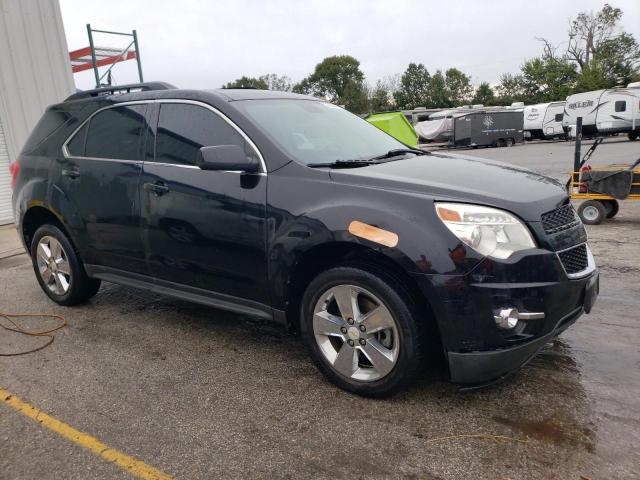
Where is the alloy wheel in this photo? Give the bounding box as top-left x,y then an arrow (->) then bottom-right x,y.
312,284 -> 399,382
36,236 -> 71,295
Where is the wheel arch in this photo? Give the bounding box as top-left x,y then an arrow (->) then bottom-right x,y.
21,206 -> 78,256
283,241 -> 441,345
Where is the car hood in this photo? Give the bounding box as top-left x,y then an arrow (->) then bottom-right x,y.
328,152 -> 568,222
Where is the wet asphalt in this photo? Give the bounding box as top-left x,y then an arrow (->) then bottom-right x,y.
1,137 -> 639,479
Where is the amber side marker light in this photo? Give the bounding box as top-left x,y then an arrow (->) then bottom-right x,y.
348,221 -> 398,248
436,206 -> 462,222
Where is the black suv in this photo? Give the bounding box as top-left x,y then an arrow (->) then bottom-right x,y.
11,83 -> 599,396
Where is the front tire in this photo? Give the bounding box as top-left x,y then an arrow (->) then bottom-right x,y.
300,266 -> 425,397
31,224 -> 101,306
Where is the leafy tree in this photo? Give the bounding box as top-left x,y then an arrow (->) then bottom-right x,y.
393,63 -> 431,109
445,68 -> 472,106
259,73 -> 293,92
223,76 -> 268,89
471,82 -> 496,105
367,76 -> 399,112
293,55 -> 365,102
427,70 -> 451,108
368,80 -> 392,112
341,81 -> 369,113
590,33 -> 640,87
495,73 -> 527,105
520,49 -> 577,103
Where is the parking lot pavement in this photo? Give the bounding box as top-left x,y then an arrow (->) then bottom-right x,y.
0,224 -> 25,269
435,135 -> 640,175
2,138 -> 640,479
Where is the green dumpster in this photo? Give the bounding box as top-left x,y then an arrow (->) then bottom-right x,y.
365,112 -> 419,148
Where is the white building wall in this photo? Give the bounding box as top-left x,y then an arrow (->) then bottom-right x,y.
0,0 -> 74,223
0,114 -> 10,222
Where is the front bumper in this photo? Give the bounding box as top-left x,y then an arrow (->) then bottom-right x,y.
448,305 -> 583,385
411,247 -> 599,386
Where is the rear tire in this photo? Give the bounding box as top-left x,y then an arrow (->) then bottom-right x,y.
505,137 -> 515,147
577,200 -> 606,225
30,224 -> 101,306
300,266 -> 426,397
602,199 -> 620,219
495,139 -> 505,148
629,131 -> 638,141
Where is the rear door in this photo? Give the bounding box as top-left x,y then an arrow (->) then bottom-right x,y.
61,102 -> 148,273
140,101 -> 268,304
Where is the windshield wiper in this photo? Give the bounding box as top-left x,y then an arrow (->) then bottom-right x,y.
369,148 -> 427,160
307,159 -> 383,169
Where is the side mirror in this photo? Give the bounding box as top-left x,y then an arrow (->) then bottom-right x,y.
196,145 -> 260,173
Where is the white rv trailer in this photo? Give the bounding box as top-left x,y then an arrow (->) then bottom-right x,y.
523,102 -> 566,139
562,84 -> 640,139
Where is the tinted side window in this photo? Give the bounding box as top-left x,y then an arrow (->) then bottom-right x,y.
615,100 -> 626,112
154,104 -> 247,166
67,122 -> 88,156
555,113 -> 563,122
85,105 -> 147,160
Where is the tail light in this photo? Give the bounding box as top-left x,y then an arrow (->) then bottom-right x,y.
9,161 -> 20,189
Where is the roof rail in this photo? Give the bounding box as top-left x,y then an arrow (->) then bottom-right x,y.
65,81 -> 176,101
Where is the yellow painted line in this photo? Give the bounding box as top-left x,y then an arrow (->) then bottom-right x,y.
1,387 -> 173,480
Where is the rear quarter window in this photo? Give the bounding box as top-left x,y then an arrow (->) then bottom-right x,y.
21,109 -> 73,155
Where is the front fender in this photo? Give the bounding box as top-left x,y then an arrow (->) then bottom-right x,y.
266,163 -> 485,310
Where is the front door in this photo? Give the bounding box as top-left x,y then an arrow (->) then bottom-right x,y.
140,102 -> 268,304
59,103 -> 148,274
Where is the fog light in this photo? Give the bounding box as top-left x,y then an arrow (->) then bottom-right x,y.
494,308 -> 519,329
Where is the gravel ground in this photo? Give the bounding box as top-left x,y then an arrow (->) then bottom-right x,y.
1,137 -> 639,479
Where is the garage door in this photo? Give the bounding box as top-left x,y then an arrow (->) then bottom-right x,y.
0,114 -> 13,224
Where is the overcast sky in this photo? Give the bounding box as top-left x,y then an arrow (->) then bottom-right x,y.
60,0 -> 640,91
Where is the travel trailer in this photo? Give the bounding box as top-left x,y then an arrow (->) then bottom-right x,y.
562,84 -> 640,139
523,102 -> 566,139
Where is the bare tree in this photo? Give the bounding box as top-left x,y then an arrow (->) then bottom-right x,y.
567,3 -> 622,71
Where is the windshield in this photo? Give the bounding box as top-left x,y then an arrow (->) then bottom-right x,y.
235,99 -> 407,165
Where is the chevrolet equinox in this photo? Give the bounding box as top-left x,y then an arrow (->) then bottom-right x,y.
11,82 -> 599,396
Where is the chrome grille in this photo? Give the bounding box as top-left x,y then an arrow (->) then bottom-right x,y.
541,204 -> 580,234
558,244 -> 588,275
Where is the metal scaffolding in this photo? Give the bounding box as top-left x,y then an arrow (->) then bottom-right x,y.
69,24 -> 143,88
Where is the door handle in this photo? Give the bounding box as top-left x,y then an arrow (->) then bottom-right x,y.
61,167 -> 80,179
144,181 -> 170,196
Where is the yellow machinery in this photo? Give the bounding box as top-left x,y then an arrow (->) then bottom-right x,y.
569,137 -> 640,224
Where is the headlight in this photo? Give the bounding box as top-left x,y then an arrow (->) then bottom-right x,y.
435,202 -> 536,259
